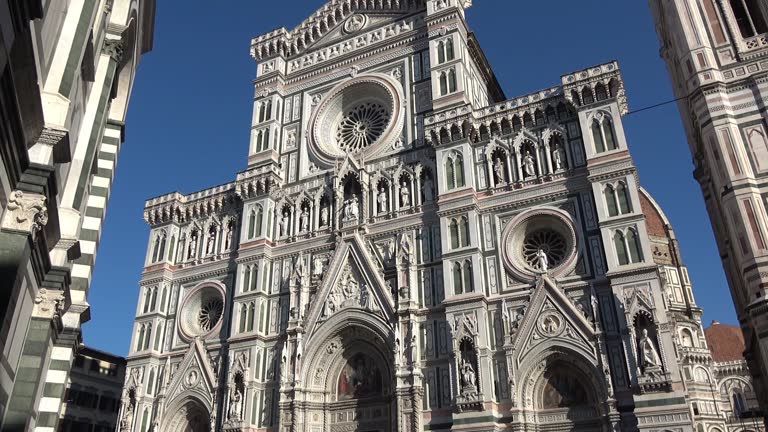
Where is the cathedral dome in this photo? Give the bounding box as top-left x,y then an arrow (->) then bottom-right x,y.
308,73 -> 405,165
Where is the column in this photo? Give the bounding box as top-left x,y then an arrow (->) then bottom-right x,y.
505,152 -> 514,183
415,174 -> 423,207
514,150 -> 523,181
544,143 -> 553,175
486,158 -> 494,188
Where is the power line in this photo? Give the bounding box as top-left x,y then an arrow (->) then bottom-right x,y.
625,95 -> 689,116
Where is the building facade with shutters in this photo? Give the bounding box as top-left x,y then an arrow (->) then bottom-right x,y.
648,0 -> 768,415
0,0 -> 155,431
121,1 -> 754,431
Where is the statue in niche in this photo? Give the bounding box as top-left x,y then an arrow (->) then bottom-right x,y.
312,255 -> 325,278
345,196 -> 359,221
280,212 -> 290,237
523,150 -> 536,178
638,329 -> 662,370
320,206 -> 329,227
537,249 -> 549,272
377,186 -> 388,213
120,403 -> 134,431
228,388 -> 243,421
207,227 -> 217,255
299,208 -> 309,233
493,157 -> 505,184
553,143 -> 566,171
400,181 -> 411,207
460,359 -> 477,392
188,231 -> 198,259
500,299 -> 511,334
423,177 -> 434,202
225,222 -> 234,250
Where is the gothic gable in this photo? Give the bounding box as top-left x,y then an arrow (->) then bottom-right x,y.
512,277 -> 597,365
304,234 -> 396,339
165,338 -> 218,406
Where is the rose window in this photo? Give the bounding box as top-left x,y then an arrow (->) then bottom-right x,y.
178,284 -> 225,340
198,298 -> 223,332
523,229 -> 568,270
335,103 -> 389,152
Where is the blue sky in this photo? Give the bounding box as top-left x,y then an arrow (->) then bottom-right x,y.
85,1 -> 730,356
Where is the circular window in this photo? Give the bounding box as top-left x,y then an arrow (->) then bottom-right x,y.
523,229 -> 568,271
336,102 -> 389,152
309,74 -> 405,165
178,283 -> 225,340
501,208 -> 579,280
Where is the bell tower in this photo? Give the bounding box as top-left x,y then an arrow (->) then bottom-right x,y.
649,0 -> 768,413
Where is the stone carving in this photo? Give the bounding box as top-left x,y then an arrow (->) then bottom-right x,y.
188,231 -> 198,258
343,196 -> 360,222
553,143 -> 566,171
460,360 -> 478,394
320,206 -> 329,227
228,388 -> 243,422
638,329 -> 662,370
377,187 -> 388,213
312,255 -> 325,278
206,226 -> 216,255
120,403 -> 134,431
2,191 -> 48,235
344,14 -> 367,33
280,212 -> 290,237
493,157 -> 505,185
400,182 -> 411,207
300,208 -> 309,233
537,249 -> 549,272
523,151 -> 536,178
34,288 -> 65,319
540,313 -> 562,336
325,266 -> 377,316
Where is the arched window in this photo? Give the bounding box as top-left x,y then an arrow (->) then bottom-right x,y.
604,118 -> 617,150
239,303 -> 248,333
463,261 -> 473,293
582,87 -> 594,104
150,287 -> 158,311
512,116 -> 522,132
147,369 -> 156,395
256,207 -> 264,237
627,228 -> 643,263
445,153 -> 465,190
265,100 -> 273,121
438,41 -> 446,64
733,391 -> 747,416
617,182 -> 632,214
144,325 -> 152,351
730,0 -> 768,37
259,302 -> 267,333
243,266 -> 252,292
454,155 -> 465,187
440,72 -> 448,96
142,288 -> 152,313
154,325 -> 163,351
681,328 -> 694,347
446,156 -> 455,189
160,286 -> 167,312
259,103 -> 266,123
460,216 -> 470,247
158,235 -> 166,262
453,262 -> 463,295
248,210 -> 256,239
446,38 -> 455,61
248,303 -> 256,332
151,236 -> 161,263
251,265 -> 259,292
592,120 -> 605,153
450,219 -> 459,249
614,231 -> 629,265
263,127 -> 271,150
605,185 -> 618,217
448,69 -> 457,93
141,408 -> 149,432
136,325 -> 145,352
523,112 -> 533,129
595,83 -> 608,101
168,236 -> 176,262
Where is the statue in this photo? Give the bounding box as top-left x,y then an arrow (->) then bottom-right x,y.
207,229 -> 216,255
299,209 -> 309,233
228,388 -> 243,421
638,329 -> 662,370
536,248 -> 549,272
460,359 -> 477,390
320,206 -> 329,227
188,232 -> 198,258
120,403 -> 134,431
312,255 -> 324,278
553,144 -> 566,171
400,182 -> 411,207
523,151 -> 536,178
423,177 -> 434,202
493,157 -> 505,184
345,196 -> 360,221
225,223 -> 234,249
280,212 -> 290,237
500,299 -> 511,334
377,187 -> 388,213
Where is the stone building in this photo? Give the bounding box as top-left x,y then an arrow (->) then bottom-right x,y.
0,0 -> 155,430
58,346 -> 126,432
648,0 -> 768,413
121,1 -> 745,431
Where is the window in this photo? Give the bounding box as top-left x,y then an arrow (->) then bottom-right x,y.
445,152 -> 465,190
150,287 -> 158,312
449,217 -> 470,249
730,0 -> 768,38
154,325 -> 163,351
452,260 -> 474,295
450,220 -> 459,249
614,231 -> 629,266
446,38 -> 455,61
681,329 -> 694,347
627,228 -> 643,263
702,0 -> 728,44
439,72 -> 448,96
460,217 -> 470,247
614,228 -> 644,266
605,185 -> 618,217
248,209 -> 257,239
733,391 -> 747,416
243,266 -> 252,293
592,114 -> 618,154
438,41 -> 446,64
160,287 -> 167,313
147,369 -> 156,395
452,262 -> 463,295
743,199 -> 766,250
617,183 -> 632,214
151,232 -> 166,263
448,69 -> 457,93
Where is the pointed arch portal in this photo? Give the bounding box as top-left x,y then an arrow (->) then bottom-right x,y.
163,398 -> 210,432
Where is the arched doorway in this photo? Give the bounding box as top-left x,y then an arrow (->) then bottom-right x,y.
296,312 -> 396,432
163,398 -> 210,432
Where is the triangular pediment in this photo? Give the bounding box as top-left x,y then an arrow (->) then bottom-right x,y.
512,277 -> 597,365
304,234 -> 396,339
165,338 -> 218,405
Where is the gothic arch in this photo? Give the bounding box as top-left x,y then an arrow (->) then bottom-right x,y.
161,396 -> 211,432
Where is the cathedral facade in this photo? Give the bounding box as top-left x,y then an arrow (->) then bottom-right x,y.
121,1 -> 756,431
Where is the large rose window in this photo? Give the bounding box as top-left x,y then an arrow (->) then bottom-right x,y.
336,102 -> 390,152
308,73 -> 405,165
501,208 -> 579,280
179,284 -> 225,340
